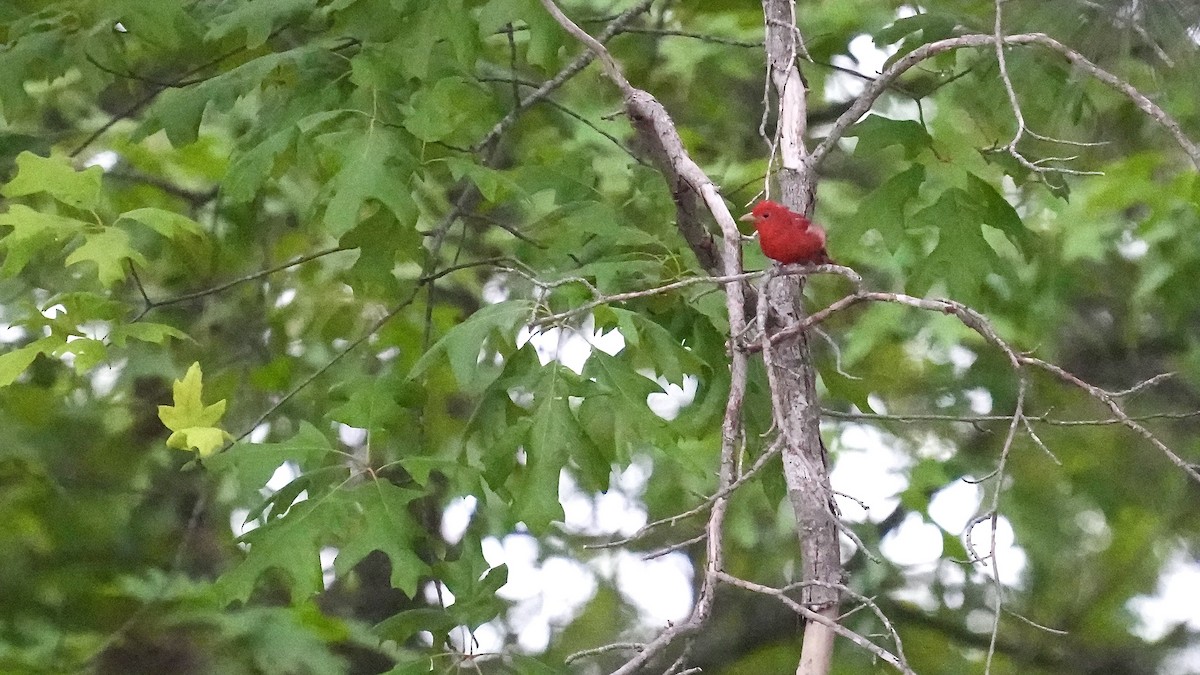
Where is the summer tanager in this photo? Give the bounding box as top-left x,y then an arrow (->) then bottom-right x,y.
740,200 -> 834,265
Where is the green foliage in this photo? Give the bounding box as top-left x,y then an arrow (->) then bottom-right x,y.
1,0 -> 1199,673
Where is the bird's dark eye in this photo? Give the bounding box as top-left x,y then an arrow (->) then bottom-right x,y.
762,212 -> 770,218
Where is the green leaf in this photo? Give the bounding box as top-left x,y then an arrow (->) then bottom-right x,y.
323,130 -> 416,237
846,164 -> 925,249
64,226 -> 148,287
205,0 -> 317,48
206,422 -> 332,493
215,498 -> 353,605
340,213 -> 420,295
53,338 -> 107,372
875,13 -> 959,68
908,189 -> 1001,299
965,173 -> 1032,259
329,373 -> 406,430
874,13 -> 958,46
391,0 -> 477,80
117,207 -> 205,240
375,608 -> 459,645
109,322 -> 190,347
580,350 -> 668,462
0,343 -> 45,388
409,300 -> 532,394
223,127 -> 296,203
0,32 -> 60,119
157,361 -> 231,457
333,483 -> 429,596
445,157 -> 517,203
818,360 -> 875,414
403,78 -> 487,143
1,152 -> 103,210
135,49 -> 308,146
109,0 -> 196,51
0,205 -> 86,276
847,116 -> 933,159
615,310 -> 698,386
519,369 -> 601,529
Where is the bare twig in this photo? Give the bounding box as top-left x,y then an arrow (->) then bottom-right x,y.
717,573 -> 915,674
131,246 -> 354,321
990,0 -> 1104,177
822,407 -> 1200,427
810,33 -> 1200,171
475,0 -> 656,153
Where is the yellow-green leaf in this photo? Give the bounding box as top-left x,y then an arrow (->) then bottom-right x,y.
117,207 -> 205,240
158,362 -> 230,457
1,151 -> 103,210
64,227 -> 148,287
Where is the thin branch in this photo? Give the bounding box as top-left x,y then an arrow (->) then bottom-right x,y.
1021,357 -> 1200,484
810,33 -> 1200,171
474,0 -> 655,153
131,246 -> 354,321
587,439 -> 785,551
104,170 -> 220,206
527,263 -> 856,330
716,573 -> 914,674
822,408 -> 1200,426
71,26 -> 301,157
476,76 -> 644,162
621,27 -> 761,47
565,643 -> 646,665
220,257 -> 506,450
990,0 -> 1103,178
760,288 -> 1200,486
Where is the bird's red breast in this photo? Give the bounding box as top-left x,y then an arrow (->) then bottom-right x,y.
739,200 -> 834,265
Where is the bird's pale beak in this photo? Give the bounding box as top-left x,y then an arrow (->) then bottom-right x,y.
738,212 -> 755,223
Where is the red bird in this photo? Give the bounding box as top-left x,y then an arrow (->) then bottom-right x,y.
739,200 -> 834,265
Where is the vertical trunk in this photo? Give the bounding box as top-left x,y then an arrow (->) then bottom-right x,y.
761,1 -> 843,672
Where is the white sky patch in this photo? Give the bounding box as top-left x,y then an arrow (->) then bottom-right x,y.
932,484 -> 1032,587
1129,551 -> 1200,640
274,287 -> 297,308
830,424 -> 910,523
227,461 -> 308,541
286,339 -> 304,357
337,424 -> 367,447
229,508 -> 254,542
423,580 -> 454,607
647,374 -> 697,421
615,550 -> 694,627
826,33 -> 895,102
928,481 -> 982,533
441,496 -> 477,545
964,515 -> 1026,587
481,534 -> 599,653
451,623 -> 504,659
0,323 -> 26,343
482,274 -> 511,304
561,467 -> 649,538
266,461 -> 301,492
320,547 -> 338,589
90,360 -> 123,396
1117,230 -> 1149,260
948,345 -> 977,374
518,315 -> 627,375
964,387 -> 993,414
83,150 -> 119,170
248,423 -> 270,443
881,512 -> 943,566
